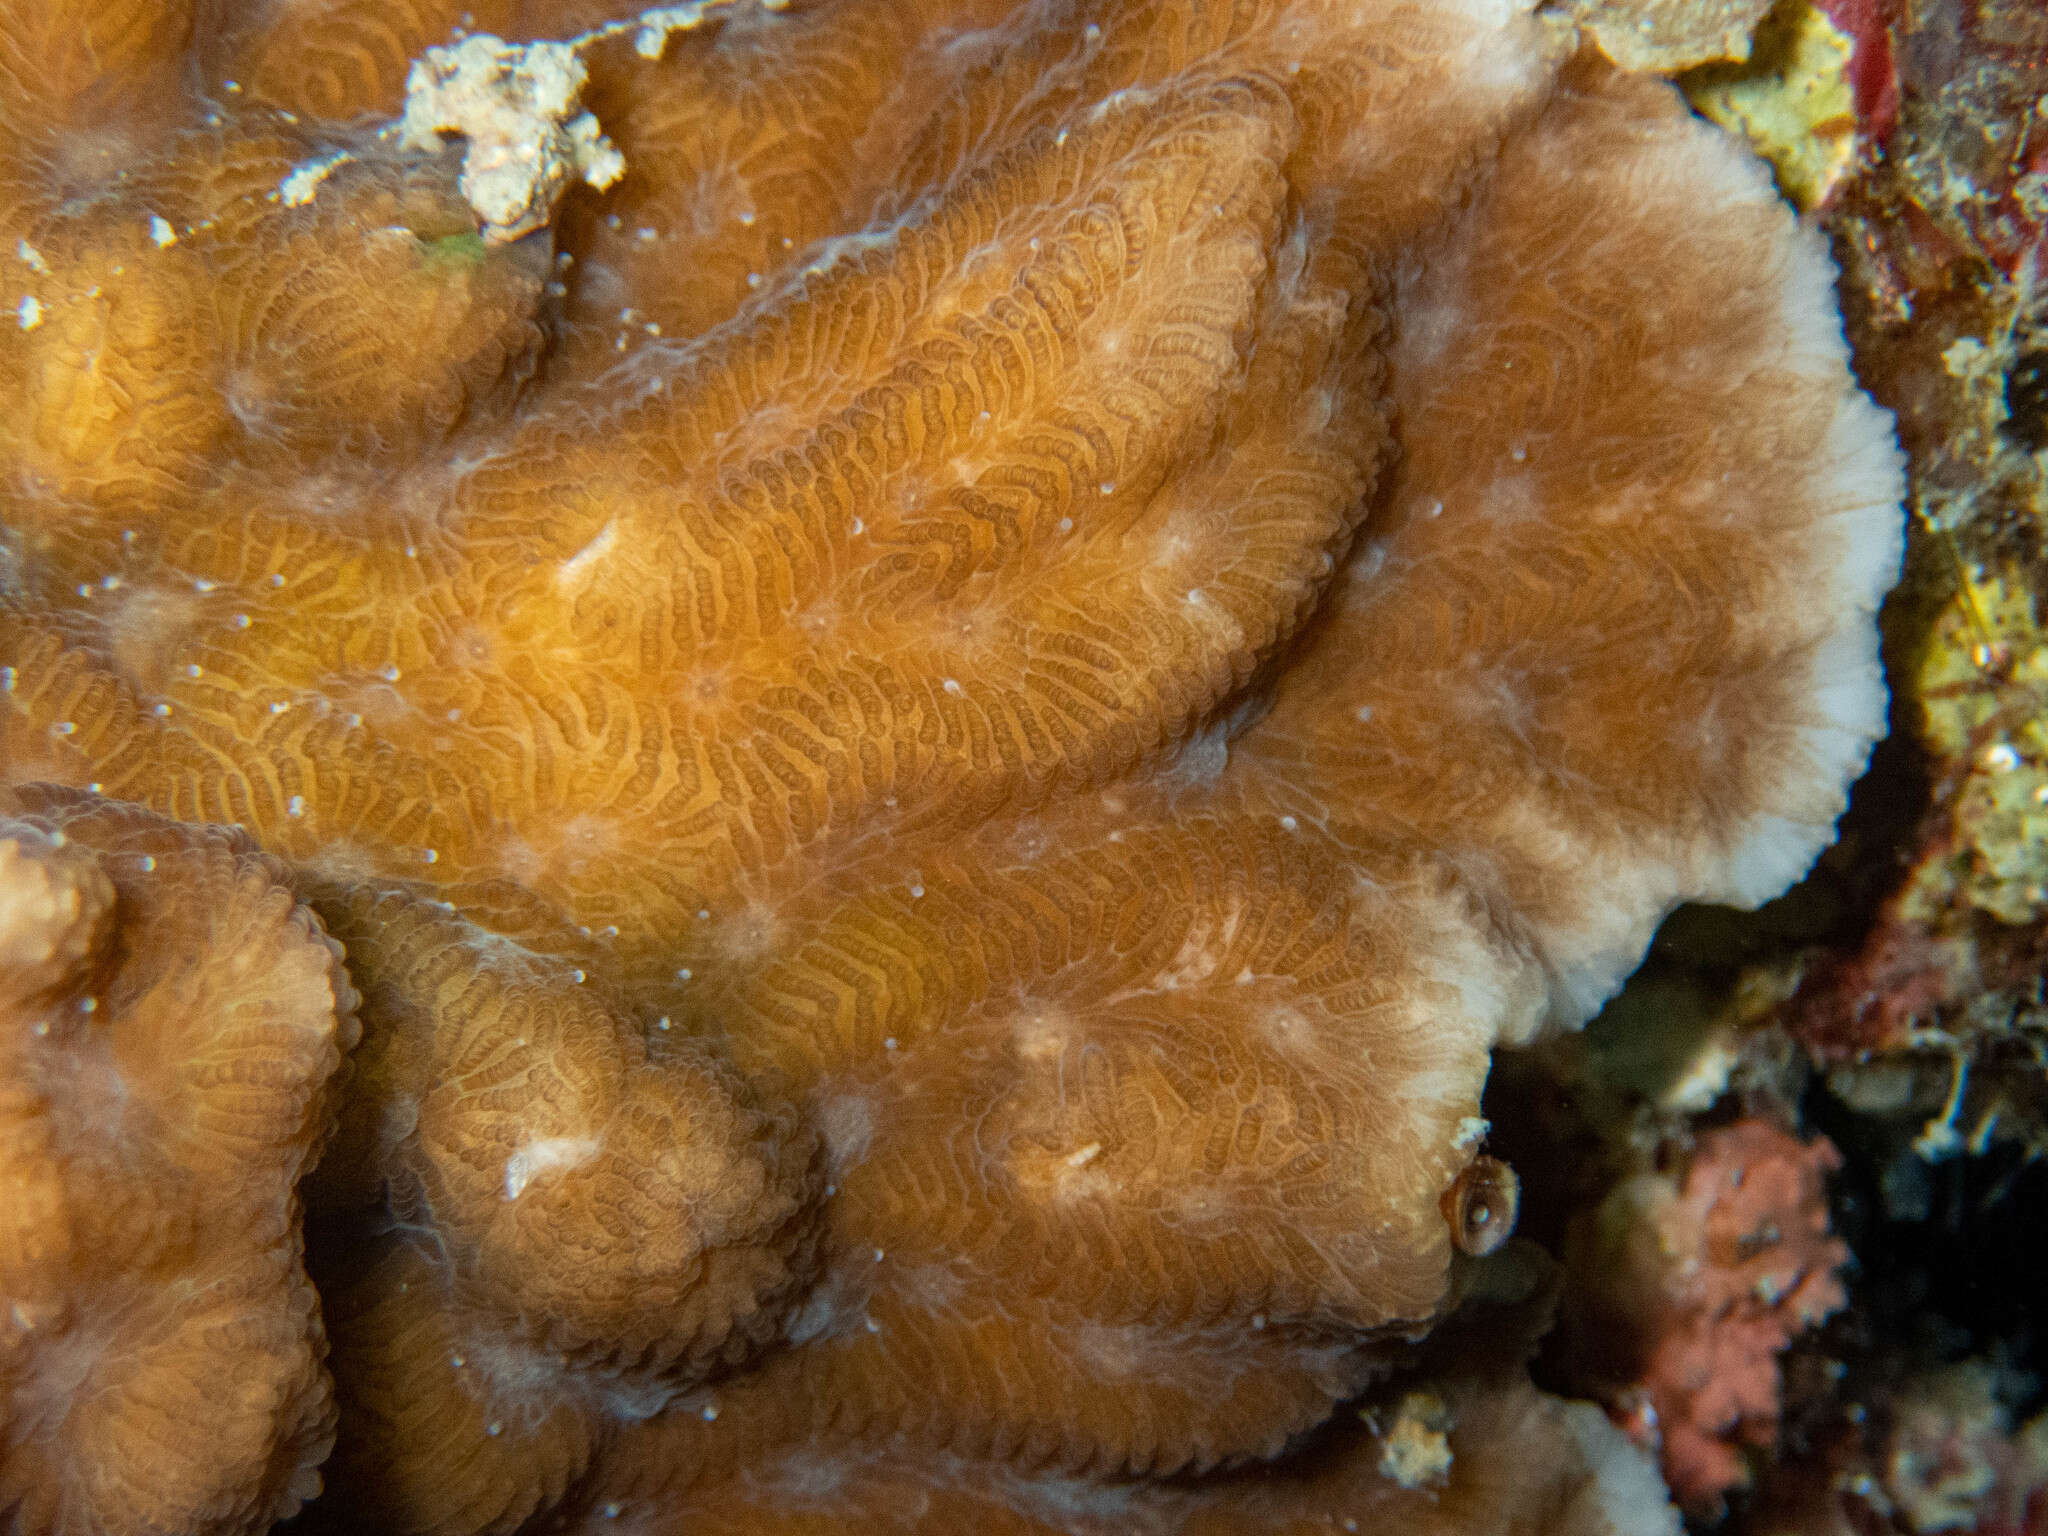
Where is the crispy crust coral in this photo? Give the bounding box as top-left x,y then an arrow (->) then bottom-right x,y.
0,785 -> 353,1533
0,0 -> 1901,1527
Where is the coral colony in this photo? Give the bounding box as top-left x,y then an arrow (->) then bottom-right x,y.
0,0 -> 1903,1531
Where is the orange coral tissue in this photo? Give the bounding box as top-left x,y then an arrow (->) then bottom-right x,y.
0,0 -> 1901,1529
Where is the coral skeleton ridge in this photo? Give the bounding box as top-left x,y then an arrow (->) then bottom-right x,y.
0,0 -> 1901,1530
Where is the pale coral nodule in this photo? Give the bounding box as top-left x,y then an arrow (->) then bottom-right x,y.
0,0 -> 1899,1529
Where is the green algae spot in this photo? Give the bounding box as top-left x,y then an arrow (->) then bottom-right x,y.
423,230 -> 488,268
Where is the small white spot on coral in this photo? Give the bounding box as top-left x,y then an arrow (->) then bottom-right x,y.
503,1135 -> 602,1199
148,216 -> 177,248
16,239 -> 46,273
556,520 -> 617,588
16,295 -> 44,330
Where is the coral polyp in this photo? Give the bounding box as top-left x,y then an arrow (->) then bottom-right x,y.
0,0 -> 1900,1530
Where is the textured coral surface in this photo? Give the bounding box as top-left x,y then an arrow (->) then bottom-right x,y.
0,787 -> 353,1533
0,0 -> 1903,1529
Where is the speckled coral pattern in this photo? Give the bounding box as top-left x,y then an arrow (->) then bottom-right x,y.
0,0 -> 1898,1530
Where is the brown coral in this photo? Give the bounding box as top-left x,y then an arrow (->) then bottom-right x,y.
0,786 -> 353,1532
578,1366 -> 1683,1535
0,0 -> 1901,1527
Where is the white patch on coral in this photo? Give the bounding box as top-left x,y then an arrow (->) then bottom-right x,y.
555,520 -> 617,589
503,1135 -> 601,1199
814,1092 -> 875,1172
632,0 -> 787,58
278,151 -> 355,207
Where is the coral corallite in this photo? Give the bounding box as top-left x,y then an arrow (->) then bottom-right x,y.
0,0 -> 1901,1530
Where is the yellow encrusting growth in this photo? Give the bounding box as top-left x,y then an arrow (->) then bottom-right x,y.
1680,0 -> 1859,209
